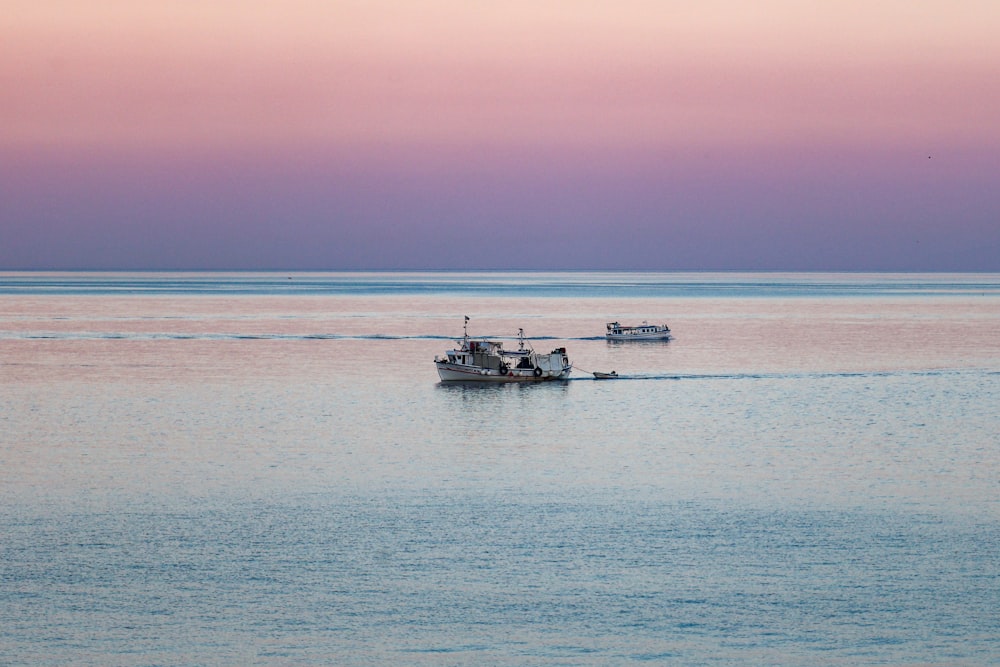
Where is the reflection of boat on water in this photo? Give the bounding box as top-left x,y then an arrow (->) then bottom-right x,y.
435,317 -> 572,383
606,320 -> 672,341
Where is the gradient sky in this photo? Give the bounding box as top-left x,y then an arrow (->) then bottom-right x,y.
2,0 -> 999,270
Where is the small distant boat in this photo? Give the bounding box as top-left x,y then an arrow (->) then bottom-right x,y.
592,371 -> 618,380
606,321 -> 672,341
435,317 -> 572,382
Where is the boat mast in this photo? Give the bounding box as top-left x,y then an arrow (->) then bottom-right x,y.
518,327 -> 525,351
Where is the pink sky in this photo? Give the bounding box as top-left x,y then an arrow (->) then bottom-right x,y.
2,1 -> 999,269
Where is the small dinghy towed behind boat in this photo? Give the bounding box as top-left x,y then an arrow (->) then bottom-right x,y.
592,371 -> 618,380
606,320 -> 672,341
435,317 -> 572,383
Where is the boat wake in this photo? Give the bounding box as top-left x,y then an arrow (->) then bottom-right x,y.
3,331 -> 616,342
3,329 -> 636,343
1,332 -> 460,341
570,368 -> 999,381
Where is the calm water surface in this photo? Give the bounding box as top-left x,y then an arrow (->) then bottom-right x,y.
1,272 -> 998,665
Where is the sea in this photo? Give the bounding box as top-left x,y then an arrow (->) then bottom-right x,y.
1,271 -> 998,666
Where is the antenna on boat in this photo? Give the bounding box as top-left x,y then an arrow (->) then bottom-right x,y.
518,327 -> 525,351
463,316 -> 470,344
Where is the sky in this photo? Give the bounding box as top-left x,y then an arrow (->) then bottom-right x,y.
2,0 -> 999,271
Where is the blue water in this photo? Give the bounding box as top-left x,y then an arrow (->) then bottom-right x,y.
2,270 -> 999,297
1,272 -> 998,665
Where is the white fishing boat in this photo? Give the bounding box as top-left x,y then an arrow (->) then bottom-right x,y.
605,320 -> 672,341
435,317 -> 572,382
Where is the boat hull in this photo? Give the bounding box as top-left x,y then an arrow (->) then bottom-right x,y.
436,362 -> 571,383
606,332 -> 672,341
